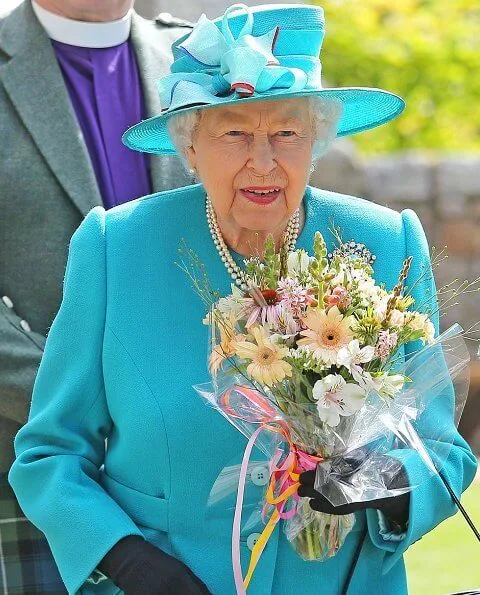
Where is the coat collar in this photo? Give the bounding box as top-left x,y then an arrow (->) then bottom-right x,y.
0,1 -> 101,216
129,13 -> 179,192
30,1 -> 133,48
0,3 -> 177,215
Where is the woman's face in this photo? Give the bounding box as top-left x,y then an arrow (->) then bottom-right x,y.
185,98 -> 314,236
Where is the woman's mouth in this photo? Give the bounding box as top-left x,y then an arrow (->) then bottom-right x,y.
240,187 -> 282,205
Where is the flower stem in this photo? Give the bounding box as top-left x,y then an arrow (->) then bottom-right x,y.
305,523 -> 316,560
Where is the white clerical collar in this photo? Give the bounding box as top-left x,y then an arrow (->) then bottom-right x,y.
31,1 -> 132,48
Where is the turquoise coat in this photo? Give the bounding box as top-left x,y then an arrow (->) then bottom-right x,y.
9,185 -> 477,595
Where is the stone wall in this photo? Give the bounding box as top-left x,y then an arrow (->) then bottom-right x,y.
311,142 -> 480,452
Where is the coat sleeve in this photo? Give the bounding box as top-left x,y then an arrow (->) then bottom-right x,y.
8,207 -> 144,595
0,296 -> 45,425
366,208 -> 478,572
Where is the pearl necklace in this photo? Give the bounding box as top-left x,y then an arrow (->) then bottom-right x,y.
206,195 -> 300,291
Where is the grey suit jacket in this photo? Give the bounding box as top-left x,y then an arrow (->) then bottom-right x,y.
0,1 -> 192,472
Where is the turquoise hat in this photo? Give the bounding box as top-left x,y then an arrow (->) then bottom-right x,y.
123,3 -> 405,155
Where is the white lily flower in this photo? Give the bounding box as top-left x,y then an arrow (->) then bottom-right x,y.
360,371 -> 385,392
337,339 -> 375,384
312,374 -> 366,427
378,374 -> 405,398
287,249 -> 311,275
362,372 -> 404,398
337,339 -> 375,370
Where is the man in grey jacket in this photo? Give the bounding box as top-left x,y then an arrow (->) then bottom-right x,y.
0,0 -> 192,591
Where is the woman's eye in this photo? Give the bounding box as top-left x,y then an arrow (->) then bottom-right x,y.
226,131 -> 245,137
276,130 -> 296,137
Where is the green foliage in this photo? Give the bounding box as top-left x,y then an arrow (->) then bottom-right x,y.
316,0 -> 480,153
309,232 -> 328,306
313,232 -> 328,269
263,234 -> 281,288
351,310 -> 382,344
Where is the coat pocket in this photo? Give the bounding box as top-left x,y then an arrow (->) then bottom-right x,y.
98,471 -> 172,553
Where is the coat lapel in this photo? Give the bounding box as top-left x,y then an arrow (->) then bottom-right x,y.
130,14 -> 192,191
0,2 -> 101,216
130,13 -> 170,121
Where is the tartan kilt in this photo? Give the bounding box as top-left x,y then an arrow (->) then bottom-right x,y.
0,473 -> 67,595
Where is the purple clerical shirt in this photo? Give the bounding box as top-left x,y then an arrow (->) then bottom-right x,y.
52,39 -> 152,209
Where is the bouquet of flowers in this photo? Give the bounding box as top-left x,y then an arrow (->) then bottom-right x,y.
180,230 -> 475,592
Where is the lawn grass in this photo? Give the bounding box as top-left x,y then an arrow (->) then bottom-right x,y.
405,480 -> 480,594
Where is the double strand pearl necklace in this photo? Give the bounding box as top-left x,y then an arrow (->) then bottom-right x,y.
206,195 -> 300,291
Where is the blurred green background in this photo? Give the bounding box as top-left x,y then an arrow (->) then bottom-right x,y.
315,0 -> 480,154
405,481 -> 480,593
316,7 -> 480,593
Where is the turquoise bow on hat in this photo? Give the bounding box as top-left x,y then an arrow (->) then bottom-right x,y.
158,4 -> 308,111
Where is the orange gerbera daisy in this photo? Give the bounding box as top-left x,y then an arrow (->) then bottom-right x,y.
209,313 -> 244,374
297,306 -> 355,365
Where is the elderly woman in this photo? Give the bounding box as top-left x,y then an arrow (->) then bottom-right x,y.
9,4 -> 476,595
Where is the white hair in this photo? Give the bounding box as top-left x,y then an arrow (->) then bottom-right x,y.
309,96 -> 343,160
167,96 -> 342,171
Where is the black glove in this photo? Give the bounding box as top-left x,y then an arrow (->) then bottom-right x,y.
298,449 -> 410,528
98,535 -> 211,595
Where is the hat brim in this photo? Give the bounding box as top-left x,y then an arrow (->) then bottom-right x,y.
122,87 -> 405,155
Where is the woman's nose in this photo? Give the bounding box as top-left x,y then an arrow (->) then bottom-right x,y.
246,135 -> 277,175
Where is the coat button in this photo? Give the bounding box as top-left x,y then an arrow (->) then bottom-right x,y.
250,465 -> 269,486
247,533 -> 262,551
20,319 -> 31,332
2,295 -> 13,308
